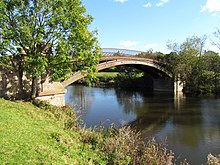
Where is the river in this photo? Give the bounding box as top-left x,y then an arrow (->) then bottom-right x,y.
65,84 -> 220,164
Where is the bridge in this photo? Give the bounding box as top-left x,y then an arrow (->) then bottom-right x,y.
101,48 -> 143,56
0,48 -> 183,106
36,48 -> 183,106
61,51 -> 168,87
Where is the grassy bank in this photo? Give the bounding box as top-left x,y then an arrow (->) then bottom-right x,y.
0,98 -> 219,164
95,72 -> 118,78
0,99 -> 105,164
92,72 -> 118,87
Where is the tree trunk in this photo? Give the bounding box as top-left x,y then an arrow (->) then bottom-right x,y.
17,54 -> 25,99
11,54 -> 26,99
30,76 -> 38,100
17,69 -> 25,98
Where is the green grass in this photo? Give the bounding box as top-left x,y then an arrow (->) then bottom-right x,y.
95,72 -> 118,78
0,98 -> 106,164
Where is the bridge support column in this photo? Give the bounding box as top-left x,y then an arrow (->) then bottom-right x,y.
36,93 -> 66,106
174,80 -> 183,95
36,78 -> 66,106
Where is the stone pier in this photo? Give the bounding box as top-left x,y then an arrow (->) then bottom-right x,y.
36,79 -> 66,106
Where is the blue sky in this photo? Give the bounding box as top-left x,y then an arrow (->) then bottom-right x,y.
82,0 -> 220,53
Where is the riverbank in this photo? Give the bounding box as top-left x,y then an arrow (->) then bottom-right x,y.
0,98 -> 219,164
83,72 -> 152,91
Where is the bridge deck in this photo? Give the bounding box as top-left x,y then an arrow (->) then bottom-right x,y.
100,56 -> 159,63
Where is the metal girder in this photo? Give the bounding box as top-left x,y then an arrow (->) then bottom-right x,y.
101,48 -> 143,56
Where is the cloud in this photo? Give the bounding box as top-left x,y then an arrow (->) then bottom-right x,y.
115,0 -> 128,3
156,0 -> 169,7
144,0 -> 169,8
144,43 -> 158,50
201,0 -> 220,15
143,2 -> 152,8
120,40 -> 137,47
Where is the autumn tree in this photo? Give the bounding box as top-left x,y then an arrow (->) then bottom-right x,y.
0,0 -> 101,99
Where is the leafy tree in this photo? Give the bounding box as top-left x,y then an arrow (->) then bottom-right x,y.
167,35 -> 220,96
199,51 -> 220,95
166,36 -> 207,95
136,51 -> 165,61
0,0 -> 101,99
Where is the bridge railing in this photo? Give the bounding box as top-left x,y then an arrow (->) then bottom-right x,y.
101,48 -> 165,61
101,48 -> 143,56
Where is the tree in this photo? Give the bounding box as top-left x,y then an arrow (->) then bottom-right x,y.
166,36 -> 207,94
167,35 -> 220,96
212,28 -> 220,50
0,0 -> 101,99
199,51 -> 220,95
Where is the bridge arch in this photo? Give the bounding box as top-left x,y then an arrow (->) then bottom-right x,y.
36,48 -> 182,106
61,56 -> 170,87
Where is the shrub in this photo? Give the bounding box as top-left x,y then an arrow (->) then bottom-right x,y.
207,154 -> 220,165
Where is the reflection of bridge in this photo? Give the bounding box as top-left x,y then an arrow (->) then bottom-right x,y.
37,48 -> 183,106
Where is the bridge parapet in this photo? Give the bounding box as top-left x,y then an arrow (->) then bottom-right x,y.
101,48 -> 143,56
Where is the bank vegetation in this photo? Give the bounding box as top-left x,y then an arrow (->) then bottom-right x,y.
0,98 -> 219,164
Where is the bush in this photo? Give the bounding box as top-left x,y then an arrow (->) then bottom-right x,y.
79,124 -> 179,165
207,154 -> 220,165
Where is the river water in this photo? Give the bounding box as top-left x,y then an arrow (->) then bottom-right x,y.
65,84 -> 220,164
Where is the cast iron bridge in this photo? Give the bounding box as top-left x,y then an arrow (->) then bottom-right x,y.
37,48 -> 180,106
61,48 -> 168,87
101,48 -> 143,56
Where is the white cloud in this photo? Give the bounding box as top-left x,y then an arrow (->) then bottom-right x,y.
144,0 -> 169,8
144,43 -> 158,50
120,40 -> 137,47
143,2 -> 152,8
201,0 -> 220,15
115,0 -> 128,3
156,0 -> 169,7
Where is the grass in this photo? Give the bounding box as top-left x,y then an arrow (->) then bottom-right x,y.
95,72 -> 118,78
0,98 -> 218,164
0,98 -> 105,164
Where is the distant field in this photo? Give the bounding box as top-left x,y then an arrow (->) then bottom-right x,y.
95,72 -> 118,78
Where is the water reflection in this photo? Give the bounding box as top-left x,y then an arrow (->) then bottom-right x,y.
65,85 -> 94,115
65,85 -> 220,164
115,89 -> 144,114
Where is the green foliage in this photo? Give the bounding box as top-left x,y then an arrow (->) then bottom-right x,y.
96,72 -> 117,84
115,66 -> 144,88
116,66 -> 144,80
0,0 -> 101,98
136,51 -> 165,61
166,36 -> 220,96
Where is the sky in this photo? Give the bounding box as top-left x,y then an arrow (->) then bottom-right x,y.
82,0 -> 220,53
